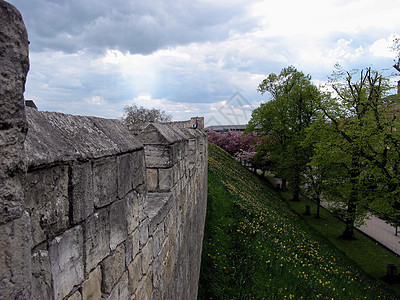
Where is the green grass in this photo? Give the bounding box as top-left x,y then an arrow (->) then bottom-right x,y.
198,143 -> 399,299
286,196 -> 400,294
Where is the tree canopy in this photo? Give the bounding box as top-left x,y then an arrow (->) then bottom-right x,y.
247,66 -> 323,201
246,64 -> 400,238
122,104 -> 172,126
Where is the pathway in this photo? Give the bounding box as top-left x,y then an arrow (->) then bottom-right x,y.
358,213 -> 400,256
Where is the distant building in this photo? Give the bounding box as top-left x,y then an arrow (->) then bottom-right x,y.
205,124 -> 247,133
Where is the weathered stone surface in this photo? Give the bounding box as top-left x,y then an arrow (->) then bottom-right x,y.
131,150 -> 146,188
32,248 -> 52,299
117,153 -> 133,199
84,208 -> 110,273
93,157 -> 117,208
49,226 -> 84,300
106,271 -> 130,300
128,253 -> 142,295
25,165 -> 69,246
152,224 -> 165,258
0,3 -> 31,297
129,229 -> 140,262
146,168 -> 158,191
71,162 -> 94,224
126,192 -> 139,234
139,218 -> 149,250
82,266 -> 101,300
0,212 -> 32,299
136,274 -> 153,300
146,193 -> 173,235
0,0 -> 29,221
138,123 -> 187,145
110,199 -> 128,250
101,243 -> 125,294
68,290 -> 82,300
24,108 -> 142,168
143,145 -> 172,168
158,167 -> 174,191
141,238 -> 153,275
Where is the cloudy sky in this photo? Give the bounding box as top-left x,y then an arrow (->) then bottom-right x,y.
8,0 -> 400,126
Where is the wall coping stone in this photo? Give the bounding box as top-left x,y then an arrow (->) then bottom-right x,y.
138,123 -> 187,145
25,107 -> 143,168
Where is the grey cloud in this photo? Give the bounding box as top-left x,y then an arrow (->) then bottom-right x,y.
9,0 -> 259,54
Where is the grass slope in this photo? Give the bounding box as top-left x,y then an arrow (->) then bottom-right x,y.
198,143 -> 398,299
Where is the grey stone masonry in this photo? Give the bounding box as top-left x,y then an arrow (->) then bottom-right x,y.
1,2 -> 207,298
0,1 -> 32,299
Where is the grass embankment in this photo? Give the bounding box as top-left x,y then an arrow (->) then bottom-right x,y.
198,143 -> 398,299
286,196 -> 400,294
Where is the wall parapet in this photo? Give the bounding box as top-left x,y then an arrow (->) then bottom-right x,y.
21,110 -> 208,300
0,3 -> 207,298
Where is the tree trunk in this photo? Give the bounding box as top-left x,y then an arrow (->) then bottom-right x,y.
291,172 -> 301,202
315,197 -> 321,218
341,199 -> 357,240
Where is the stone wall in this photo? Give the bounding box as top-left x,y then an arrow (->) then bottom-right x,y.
22,108 -> 207,300
0,1 -> 32,299
0,1 -> 208,299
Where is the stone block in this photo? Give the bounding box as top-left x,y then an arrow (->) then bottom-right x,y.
126,192 -> 139,234
49,226 -> 84,300
117,153 -> 133,199
125,234 -> 133,267
131,150 -> 145,188
101,243 -> 125,294
141,238 -> 153,275
71,162 -> 94,224
68,290 -> 82,300
146,193 -> 173,235
32,248 -> 52,299
146,168 -> 158,191
139,218 -> 149,250
110,199 -> 127,250
25,165 -> 69,246
130,228 -> 140,261
152,251 -> 166,295
0,212 -> 32,300
158,167 -> 173,191
82,266 -> 101,300
84,208 -> 110,273
136,275 -> 153,300
152,224 -> 165,258
128,253 -> 142,295
93,157 -> 117,208
106,271 -> 130,300
143,145 -> 171,168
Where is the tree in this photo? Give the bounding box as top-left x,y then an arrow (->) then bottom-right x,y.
247,66 -> 323,201
310,65 -> 399,239
122,104 -> 172,126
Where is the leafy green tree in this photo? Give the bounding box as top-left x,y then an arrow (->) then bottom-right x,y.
310,65 -> 399,239
122,103 -> 172,126
247,66 -> 323,201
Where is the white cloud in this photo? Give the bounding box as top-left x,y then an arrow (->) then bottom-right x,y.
11,0 -> 400,125
369,34 -> 399,58
85,96 -> 106,105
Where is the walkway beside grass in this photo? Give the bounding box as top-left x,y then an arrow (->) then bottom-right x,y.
358,214 -> 400,256
319,199 -> 400,256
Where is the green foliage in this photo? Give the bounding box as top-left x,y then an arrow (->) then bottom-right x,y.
121,103 -> 171,125
309,65 -> 400,236
199,143 -> 398,299
248,66 -> 323,201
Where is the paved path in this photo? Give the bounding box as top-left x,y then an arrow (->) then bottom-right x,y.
321,201 -> 400,256
358,213 -> 400,256
264,174 -> 400,256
